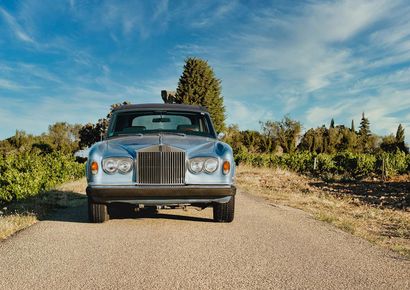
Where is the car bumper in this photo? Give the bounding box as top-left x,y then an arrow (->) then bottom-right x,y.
86,184 -> 236,205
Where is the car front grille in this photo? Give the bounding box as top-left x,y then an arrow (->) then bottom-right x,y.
137,151 -> 186,185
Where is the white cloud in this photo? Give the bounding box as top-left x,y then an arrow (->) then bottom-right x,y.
293,0 -> 391,43
0,7 -> 35,43
225,100 -> 274,130
305,88 -> 410,136
353,68 -> 410,91
169,1 -> 239,29
65,1 -> 171,39
234,0 -> 397,93
0,79 -> 21,90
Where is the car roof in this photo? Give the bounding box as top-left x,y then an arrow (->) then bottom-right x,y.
112,103 -> 209,113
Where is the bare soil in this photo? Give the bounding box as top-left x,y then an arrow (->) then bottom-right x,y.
236,166 -> 410,257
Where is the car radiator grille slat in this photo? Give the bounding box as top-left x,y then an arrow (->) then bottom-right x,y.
137,151 -> 185,185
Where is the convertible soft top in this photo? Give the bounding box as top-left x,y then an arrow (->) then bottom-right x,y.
113,103 -> 209,113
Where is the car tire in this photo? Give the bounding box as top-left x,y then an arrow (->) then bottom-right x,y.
88,198 -> 109,223
213,196 -> 235,222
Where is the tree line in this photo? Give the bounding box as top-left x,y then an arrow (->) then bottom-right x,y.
225,114 -> 408,157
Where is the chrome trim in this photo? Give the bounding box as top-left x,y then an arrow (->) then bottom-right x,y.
88,184 -> 232,188
136,146 -> 186,185
100,196 -> 232,205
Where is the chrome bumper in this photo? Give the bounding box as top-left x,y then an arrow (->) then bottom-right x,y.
86,184 -> 236,204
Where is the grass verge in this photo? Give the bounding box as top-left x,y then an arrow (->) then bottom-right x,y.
0,178 -> 86,240
236,166 -> 410,258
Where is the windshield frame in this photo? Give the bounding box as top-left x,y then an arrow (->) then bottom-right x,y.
106,110 -> 217,139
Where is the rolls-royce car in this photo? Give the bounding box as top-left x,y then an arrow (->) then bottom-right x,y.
86,103 -> 236,223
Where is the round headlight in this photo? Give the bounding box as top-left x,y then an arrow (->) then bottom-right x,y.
189,158 -> 204,174
204,158 -> 218,173
118,159 -> 132,174
103,159 -> 118,174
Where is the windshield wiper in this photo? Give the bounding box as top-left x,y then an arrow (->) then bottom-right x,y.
160,132 -> 186,137
112,133 -> 144,138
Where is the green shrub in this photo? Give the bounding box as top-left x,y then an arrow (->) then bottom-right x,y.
377,151 -> 408,176
280,152 -> 314,173
0,152 -> 84,202
352,154 -> 376,178
235,150 -> 409,179
316,154 -> 337,174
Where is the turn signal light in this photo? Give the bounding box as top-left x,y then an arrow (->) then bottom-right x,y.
222,161 -> 230,175
91,161 -> 99,175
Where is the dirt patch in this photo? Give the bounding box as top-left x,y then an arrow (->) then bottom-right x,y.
309,179 -> 409,210
236,166 -> 410,258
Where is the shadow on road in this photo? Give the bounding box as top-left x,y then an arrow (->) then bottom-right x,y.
40,191 -> 213,223
309,180 -> 410,210
108,203 -> 214,222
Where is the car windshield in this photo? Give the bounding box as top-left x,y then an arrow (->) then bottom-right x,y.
107,111 -> 216,138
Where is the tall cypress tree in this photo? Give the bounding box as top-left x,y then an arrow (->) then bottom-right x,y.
396,124 -> 405,143
175,57 -> 226,132
330,118 -> 335,129
358,113 -> 373,153
395,124 -> 409,153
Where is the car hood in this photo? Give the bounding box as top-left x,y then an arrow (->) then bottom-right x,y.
103,134 -> 222,157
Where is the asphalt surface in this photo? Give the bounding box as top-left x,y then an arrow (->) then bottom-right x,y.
0,190 -> 409,289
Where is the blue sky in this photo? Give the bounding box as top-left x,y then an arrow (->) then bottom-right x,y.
0,0 -> 410,141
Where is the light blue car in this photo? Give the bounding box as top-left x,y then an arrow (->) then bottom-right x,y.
86,103 -> 236,223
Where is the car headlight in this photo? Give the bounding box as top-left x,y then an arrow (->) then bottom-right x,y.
189,157 -> 219,174
204,158 -> 218,173
102,158 -> 133,174
118,159 -> 133,174
189,158 -> 204,174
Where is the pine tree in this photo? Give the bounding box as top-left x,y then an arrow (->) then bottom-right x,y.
175,57 -> 226,132
359,113 -> 372,153
359,112 -> 370,137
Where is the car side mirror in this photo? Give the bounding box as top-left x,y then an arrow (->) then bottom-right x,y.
217,132 -> 225,140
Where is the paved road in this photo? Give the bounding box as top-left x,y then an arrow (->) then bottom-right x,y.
0,190 -> 409,289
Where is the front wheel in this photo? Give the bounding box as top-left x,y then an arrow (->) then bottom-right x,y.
88,197 -> 109,223
213,196 -> 235,222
